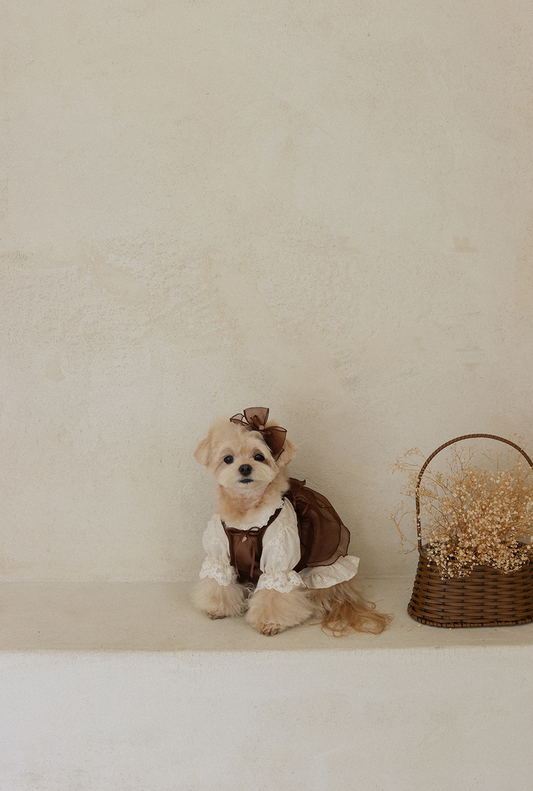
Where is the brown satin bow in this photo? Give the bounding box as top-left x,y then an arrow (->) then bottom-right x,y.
229,407 -> 287,460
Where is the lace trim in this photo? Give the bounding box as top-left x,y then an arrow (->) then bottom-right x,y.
223,499 -> 285,530
199,557 -> 237,587
256,569 -> 304,593
262,521 -> 294,567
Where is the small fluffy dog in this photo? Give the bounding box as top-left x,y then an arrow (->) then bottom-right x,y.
193,407 -> 391,636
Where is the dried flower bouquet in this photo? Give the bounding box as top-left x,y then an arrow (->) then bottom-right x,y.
392,441 -> 533,579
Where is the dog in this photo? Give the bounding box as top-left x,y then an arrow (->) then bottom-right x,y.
193,407 -> 391,636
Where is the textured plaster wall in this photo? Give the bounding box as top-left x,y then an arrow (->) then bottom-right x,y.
2,1 -> 532,581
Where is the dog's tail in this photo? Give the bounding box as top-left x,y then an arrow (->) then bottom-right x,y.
307,577 -> 392,637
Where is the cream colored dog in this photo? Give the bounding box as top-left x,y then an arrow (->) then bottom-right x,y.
193,408 -> 390,636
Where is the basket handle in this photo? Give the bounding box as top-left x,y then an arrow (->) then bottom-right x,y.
415,434 -> 533,550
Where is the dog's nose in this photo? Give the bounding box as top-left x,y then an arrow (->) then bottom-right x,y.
239,464 -> 252,477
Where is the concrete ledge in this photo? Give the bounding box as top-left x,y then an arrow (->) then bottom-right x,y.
1,578 -> 533,651
2,580 -> 533,790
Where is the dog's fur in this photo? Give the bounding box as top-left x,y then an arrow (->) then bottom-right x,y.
193,416 -> 391,636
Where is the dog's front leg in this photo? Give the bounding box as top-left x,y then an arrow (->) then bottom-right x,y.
245,587 -> 313,635
193,577 -> 247,619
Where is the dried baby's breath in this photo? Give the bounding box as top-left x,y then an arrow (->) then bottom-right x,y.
390,443 -> 533,579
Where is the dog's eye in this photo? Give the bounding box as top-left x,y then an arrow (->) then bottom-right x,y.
254,453 -> 265,462
223,455 -> 234,464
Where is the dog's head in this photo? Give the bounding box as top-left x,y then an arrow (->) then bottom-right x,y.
194,411 -> 297,492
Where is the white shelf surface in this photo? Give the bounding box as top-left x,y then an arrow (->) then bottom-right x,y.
1,577 -> 533,652
2,578 -> 533,791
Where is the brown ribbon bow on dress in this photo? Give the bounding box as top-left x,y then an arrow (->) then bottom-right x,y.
229,407 -> 287,460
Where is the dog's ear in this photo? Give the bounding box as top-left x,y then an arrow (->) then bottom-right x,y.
194,434 -> 212,466
277,438 -> 297,467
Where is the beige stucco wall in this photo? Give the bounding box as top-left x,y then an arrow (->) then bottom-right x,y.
2,1 -> 532,581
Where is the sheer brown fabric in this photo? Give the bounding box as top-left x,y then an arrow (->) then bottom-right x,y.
286,478 -> 350,571
229,408 -> 287,460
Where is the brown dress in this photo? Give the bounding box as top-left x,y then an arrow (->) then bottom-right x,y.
222,479 -> 350,586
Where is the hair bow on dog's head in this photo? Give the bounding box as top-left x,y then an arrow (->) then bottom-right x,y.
230,407 -> 287,460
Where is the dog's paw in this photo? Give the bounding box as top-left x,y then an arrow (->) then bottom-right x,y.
192,577 -> 247,619
259,622 -> 285,636
245,587 -> 313,635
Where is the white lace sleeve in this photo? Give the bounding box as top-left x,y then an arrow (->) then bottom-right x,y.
199,515 -> 237,587
256,500 -> 304,593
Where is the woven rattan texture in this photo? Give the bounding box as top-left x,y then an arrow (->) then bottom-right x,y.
408,553 -> 533,627
408,434 -> 533,628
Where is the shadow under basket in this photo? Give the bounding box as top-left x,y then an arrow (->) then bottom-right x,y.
408,433 -> 533,628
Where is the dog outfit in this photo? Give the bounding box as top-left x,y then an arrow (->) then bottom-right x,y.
199,483 -> 359,593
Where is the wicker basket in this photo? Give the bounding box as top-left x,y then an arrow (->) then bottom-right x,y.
407,434 -> 533,628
